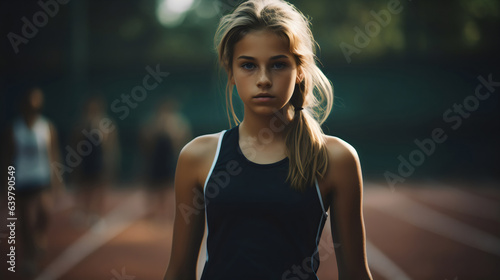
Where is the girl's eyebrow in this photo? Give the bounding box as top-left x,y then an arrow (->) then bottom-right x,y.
237,54 -> 290,60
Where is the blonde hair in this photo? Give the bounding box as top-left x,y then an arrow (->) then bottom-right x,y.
215,0 -> 333,190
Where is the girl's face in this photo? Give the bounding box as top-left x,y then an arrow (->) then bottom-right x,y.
231,29 -> 299,117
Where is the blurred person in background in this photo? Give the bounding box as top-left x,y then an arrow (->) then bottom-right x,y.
1,87 -> 64,277
140,98 -> 191,221
70,96 -> 120,229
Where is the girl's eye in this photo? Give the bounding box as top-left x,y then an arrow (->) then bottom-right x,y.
272,62 -> 287,69
241,63 -> 255,70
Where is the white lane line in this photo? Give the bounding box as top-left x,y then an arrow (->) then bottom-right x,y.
373,192 -> 500,257
35,191 -> 146,280
412,187 -> 500,221
366,240 -> 412,280
448,187 -> 500,220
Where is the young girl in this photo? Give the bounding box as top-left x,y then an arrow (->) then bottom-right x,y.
164,0 -> 373,279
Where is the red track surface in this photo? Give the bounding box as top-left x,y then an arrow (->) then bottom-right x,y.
1,182 -> 499,280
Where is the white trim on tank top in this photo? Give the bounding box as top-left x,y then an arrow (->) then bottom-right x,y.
203,130 -> 227,262
312,178 -> 328,277
203,130 -> 227,194
314,179 -> 328,217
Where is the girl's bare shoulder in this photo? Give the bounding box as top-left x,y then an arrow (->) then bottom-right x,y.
322,135 -> 362,187
323,135 -> 360,164
179,132 -> 223,163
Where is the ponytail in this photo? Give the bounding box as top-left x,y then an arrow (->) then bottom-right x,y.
285,62 -> 332,190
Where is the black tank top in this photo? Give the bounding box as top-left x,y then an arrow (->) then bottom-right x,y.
201,126 -> 328,280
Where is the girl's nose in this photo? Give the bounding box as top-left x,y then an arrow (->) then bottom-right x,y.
256,69 -> 272,89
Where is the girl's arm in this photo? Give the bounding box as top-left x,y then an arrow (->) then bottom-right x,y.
325,137 -> 373,280
164,134 -> 219,280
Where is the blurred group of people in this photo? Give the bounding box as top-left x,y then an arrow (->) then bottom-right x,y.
1,87 -> 191,278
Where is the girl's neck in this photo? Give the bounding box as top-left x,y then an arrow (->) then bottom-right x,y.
239,107 -> 292,144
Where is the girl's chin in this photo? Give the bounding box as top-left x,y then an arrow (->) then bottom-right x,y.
247,106 -> 288,116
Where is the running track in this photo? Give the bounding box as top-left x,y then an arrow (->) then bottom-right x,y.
1,182 -> 499,279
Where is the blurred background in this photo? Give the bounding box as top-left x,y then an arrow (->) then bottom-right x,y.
1,0 -> 499,181
1,0 -> 499,279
